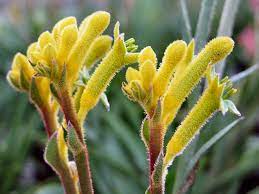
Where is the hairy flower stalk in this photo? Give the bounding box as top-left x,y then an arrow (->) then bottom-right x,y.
122,37 -> 239,194
162,37 -> 234,127
7,11 -> 139,194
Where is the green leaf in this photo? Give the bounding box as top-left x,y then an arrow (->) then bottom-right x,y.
230,64 -> 259,83
186,117 -> 243,174
179,0 -> 192,42
215,0 -> 241,76
195,0 -> 219,52
44,132 -> 61,171
140,117 -> 150,148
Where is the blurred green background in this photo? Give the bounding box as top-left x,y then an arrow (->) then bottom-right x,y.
0,0 -> 259,194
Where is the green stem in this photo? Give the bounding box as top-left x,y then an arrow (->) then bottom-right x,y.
58,86 -> 94,194
74,146 -> 94,194
58,86 -> 84,142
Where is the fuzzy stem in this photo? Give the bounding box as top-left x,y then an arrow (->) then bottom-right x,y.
149,118 -> 164,194
74,146 -> 94,194
59,165 -> 79,194
58,86 -> 94,194
39,106 -> 57,137
58,86 -> 84,142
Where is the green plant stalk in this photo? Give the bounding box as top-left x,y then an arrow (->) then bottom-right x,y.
57,86 -> 94,194
149,118 -> 164,194
59,164 -> 79,194
74,146 -> 94,194
58,86 -> 84,141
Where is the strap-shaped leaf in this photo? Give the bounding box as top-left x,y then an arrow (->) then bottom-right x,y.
186,117 -> 243,174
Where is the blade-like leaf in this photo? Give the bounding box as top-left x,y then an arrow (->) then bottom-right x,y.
215,0 -> 241,76
230,64 -> 259,83
195,0 -> 219,52
186,117 -> 243,173
179,0 -> 192,42
172,1 -> 220,193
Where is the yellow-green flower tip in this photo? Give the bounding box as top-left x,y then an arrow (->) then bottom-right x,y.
42,43 -> 57,64
78,35 -> 126,122
164,75 -> 224,166
7,53 -> 35,91
114,21 -> 120,40
205,36 -> 234,64
126,67 -> 141,83
52,16 -> 77,42
162,40 -> 187,66
138,46 -> 157,66
34,76 -> 51,102
140,60 -> 156,91
38,31 -> 56,49
86,11 -> 110,34
153,40 -> 187,98
84,35 -> 113,68
185,39 -> 195,64
67,11 -> 111,84
57,24 -> 78,66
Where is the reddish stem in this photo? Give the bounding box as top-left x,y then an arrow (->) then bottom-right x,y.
149,119 -> 164,194
58,86 -> 94,194
58,87 -> 84,142
39,106 -> 57,138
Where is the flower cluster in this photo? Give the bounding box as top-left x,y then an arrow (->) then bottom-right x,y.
7,11 -> 139,194
122,36 -> 239,193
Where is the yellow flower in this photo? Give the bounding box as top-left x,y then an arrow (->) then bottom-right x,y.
162,37 -> 234,126
78,35 -> 126,123
84,35 -> 113,69
67,11 -> 110,85
164,72 -> 237,166
7,53 -> 34,91
153,40 -> 187,99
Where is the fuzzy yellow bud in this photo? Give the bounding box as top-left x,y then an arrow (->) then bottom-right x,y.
57,24 -> 78,66
84,35 -> 113,68
126,67 -> 141,83
140,60 -> 156,91
162,37 -> 234,126
27,42 -> 40,64
67,11 -> 110,84
175,39 -> 195,75
7,71 -> 20,90
153,40 -> 187,98
38,31 -> 56,50
42,44 -> 57,65
164,76 -> 223,165
113,21 -> 120,40
7,53 -> 35,91
35,76 -> 51,102
138,46 -> 157,67
124,53 -> 139,64
78,35 -> 126,123
52,16 -> 77,43
206,37 -> 234,64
